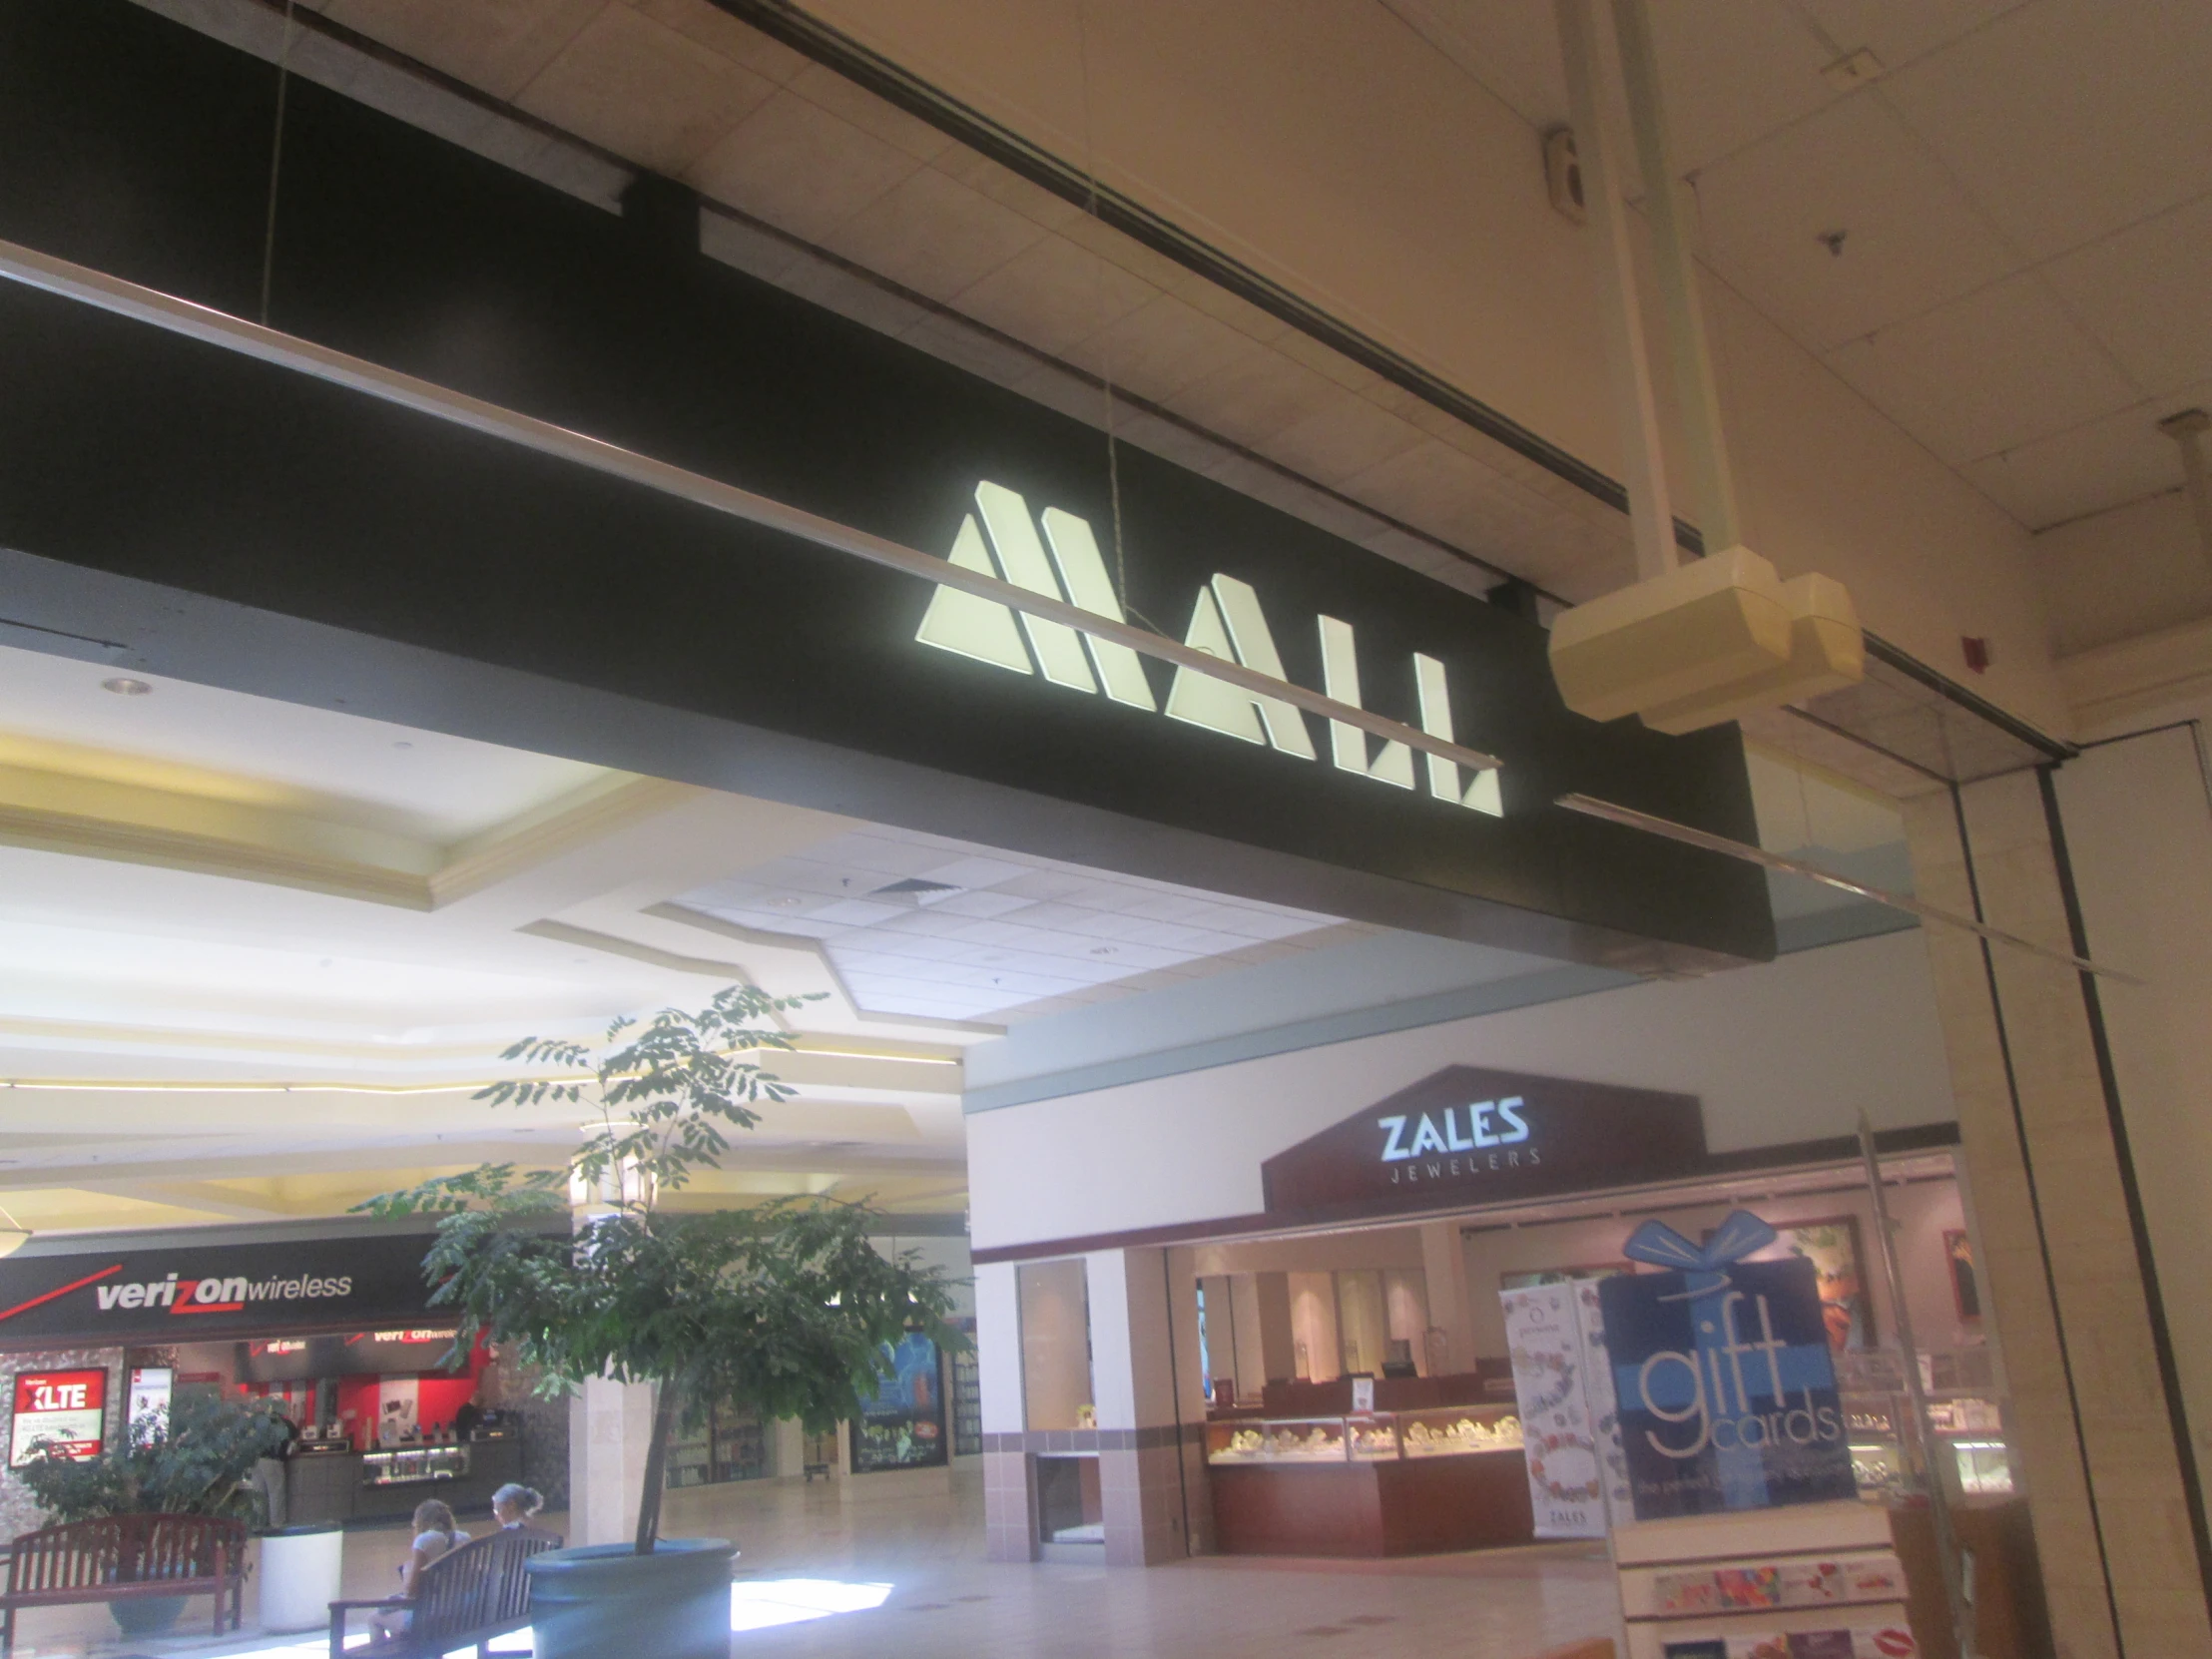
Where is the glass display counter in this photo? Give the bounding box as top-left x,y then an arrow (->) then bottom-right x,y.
1206,1404 -> 1533,1557
1207,1408 -> 1521,1467
1842,1386 -> 2014,1500
1207,1416 -> 1346,1464
360,1443 -> 469,1486
1396,1406 -> 1523,1458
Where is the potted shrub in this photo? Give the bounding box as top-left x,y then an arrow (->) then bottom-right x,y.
363,986 -> 960,1659
18,1389 -> 290,1637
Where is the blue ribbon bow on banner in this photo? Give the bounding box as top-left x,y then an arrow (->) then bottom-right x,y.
1621,1209 -> 1777,1299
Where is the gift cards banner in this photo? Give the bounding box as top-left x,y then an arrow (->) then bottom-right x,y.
1601,1256 -> 1856,1519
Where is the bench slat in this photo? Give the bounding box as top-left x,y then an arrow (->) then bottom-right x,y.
2,1515 -> 247,1658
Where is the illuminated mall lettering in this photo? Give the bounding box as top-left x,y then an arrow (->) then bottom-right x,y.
1633,1289 -> 1843,1460
916,481 -> 1501,816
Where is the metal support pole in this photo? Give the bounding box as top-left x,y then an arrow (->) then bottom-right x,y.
1610,0 -> 1741,553
1553,0 -> 1677,581
1859,1115 -> 1977,1659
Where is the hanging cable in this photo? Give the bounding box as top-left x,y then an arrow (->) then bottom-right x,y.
258,0 -> 299,326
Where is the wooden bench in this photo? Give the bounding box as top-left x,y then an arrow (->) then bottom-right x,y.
0,1512 -> 246,1656
327,1526 -> 562,1658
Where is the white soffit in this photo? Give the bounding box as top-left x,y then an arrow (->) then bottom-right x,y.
0,641 -> 611,842
670,826 -> 1348,1023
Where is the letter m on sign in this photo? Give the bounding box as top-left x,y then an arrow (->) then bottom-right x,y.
915,481 -> 1156,709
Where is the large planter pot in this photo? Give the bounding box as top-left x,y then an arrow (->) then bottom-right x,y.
111,1595 -> 187,1638
525,1537 -> 735,1659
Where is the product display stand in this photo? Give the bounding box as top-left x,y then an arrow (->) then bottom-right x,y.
1613,1499 -> 1919,1659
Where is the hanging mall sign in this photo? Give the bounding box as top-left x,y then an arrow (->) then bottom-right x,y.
0,0 -> 1773,971
1261,1065 -> 1707,1223
916,480 -> 1502,814
0,1232 -> 448,1349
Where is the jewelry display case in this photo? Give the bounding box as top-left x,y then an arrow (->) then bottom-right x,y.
1395,1406 -> 1523,1457
1206,1407 -> 1523,1467
1205,1416 -> 1348,1464
1206,1407 -> 1535,1557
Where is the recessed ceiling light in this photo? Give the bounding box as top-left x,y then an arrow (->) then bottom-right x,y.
1090,946 -> 1115,956
392,740 -> 413,750
769,896 -> 805,908
101,677 -> 152,696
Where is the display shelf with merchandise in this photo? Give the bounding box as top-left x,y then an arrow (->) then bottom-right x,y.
1396,1405 -> 1523,1458
1347,1415 -> 1400,1462
1207,1408 -> 1522,1467
1206,1416 -> 1348,1464
360,1444 -> 467,1486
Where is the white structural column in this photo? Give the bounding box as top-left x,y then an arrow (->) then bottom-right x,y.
567,1375 -> 658,1547
1905,772 -> 2212,1658
975,1261 -> 1036,1562
1087,1248 -> 1211,1565
1418,1221 -> 1479,1377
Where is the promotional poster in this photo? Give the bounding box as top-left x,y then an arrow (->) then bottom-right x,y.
849,1333 -> 947,1473
1502,1283 -> 1605,1538
1602,1213 -> 1857,1519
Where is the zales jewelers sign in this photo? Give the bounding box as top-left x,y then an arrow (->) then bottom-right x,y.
1260,1065 -> 1706,1222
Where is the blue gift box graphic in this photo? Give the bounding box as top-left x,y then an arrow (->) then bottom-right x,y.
1599,1210 -> 1858,1520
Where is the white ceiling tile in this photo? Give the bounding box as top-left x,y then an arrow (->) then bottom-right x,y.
1880,0 -> 2212,261
1789,0 -> 2030,74
925,889 -> 1036,920
2042,192 -> 2212,397
1646,4 -> 1839,174
949,234 -> 1163,357
1064,293 -> 1269,406
1165,348 -> 1349,452
689,88 -> 919,246
1379,0 -> 1563,131
918,855 -> 1033,889
513,4 -> 775,176
1694,93 -> 2016,350
807,898 -> 907,928
1263,396 -> 1428,492
822,166 -> 1048,303
1340,437 -> 1551,555
1960,377 -> 2212,528
990,869 -> 1092,902
785,61 -> 956,164
1824,273 -> 2139,464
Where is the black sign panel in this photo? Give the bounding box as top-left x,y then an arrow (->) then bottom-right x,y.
240,1330 -> 463,1382
0,1233 -> 445,1350
0,1 -> 1773,971
1262,1065 -> 1707,1222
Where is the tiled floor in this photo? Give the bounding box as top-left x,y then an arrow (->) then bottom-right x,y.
10,1465 -> 1622,1658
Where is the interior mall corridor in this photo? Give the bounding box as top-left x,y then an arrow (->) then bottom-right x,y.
1,1471 -> 1619,1659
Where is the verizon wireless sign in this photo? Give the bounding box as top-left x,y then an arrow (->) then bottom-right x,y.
0,1232 -> 446,1348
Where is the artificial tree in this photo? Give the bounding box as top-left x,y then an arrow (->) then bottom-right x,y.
363,985 -> 960,1555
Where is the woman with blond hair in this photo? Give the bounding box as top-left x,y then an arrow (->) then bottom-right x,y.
374,1498 -> 469,1638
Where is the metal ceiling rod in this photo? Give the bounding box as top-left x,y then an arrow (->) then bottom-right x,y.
0,237 -> 1498,777
1555,792 -> 2144,984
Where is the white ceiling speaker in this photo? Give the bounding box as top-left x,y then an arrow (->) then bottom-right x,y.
1548,546 -> 1792,725
1639,574 -> 1863,735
